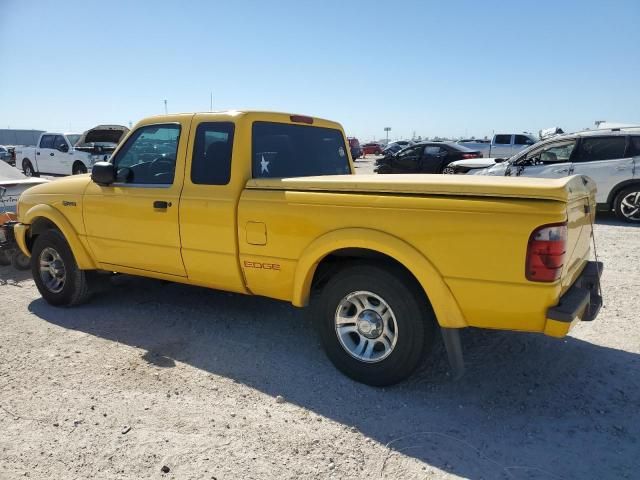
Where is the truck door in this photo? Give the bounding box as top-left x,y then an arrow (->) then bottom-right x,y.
83,119 -> 190,276
491,134 -> 513,158
36,134 -> 57,174
178,118 -> 247,293
514,139 -> 577,179
51,135 -> 73,175
570,135 -> 631,204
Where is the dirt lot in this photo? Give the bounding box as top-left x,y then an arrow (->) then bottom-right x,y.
1,172 -> 639,479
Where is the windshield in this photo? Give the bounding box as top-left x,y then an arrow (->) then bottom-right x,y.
66,134 -> 81,146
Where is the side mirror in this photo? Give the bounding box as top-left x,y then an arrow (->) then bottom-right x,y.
494,158 -> 505,163
91,162 -> 116,185
58,143 -> 69,153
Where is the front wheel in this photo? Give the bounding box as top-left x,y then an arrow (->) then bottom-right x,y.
31,229 -> 92,306
72,162 -> 88,175
614,186 -> 640,223
314,263 -> 435,386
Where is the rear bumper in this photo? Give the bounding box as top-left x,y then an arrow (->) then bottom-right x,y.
544,261 -> 603,337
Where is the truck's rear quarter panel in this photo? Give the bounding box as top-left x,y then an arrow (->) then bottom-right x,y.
238,188 -> 572,333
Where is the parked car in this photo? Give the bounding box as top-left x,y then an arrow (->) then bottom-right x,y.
472,128 -> 640,222
361,142 -> 384,155
10,111 -> 601,386
347,137 -> 363,160
375,142 -> 482,174
14,125 -> 129,177
0,146 -> 12,165
0,161 -> 48,213
458,133 -> 537,158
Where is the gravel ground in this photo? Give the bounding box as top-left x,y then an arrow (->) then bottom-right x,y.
0,168 -> 638,479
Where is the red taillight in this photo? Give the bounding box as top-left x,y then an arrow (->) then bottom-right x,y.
462,153 -> 480,159
525,223 -> 567,282
290,115 -> 314,124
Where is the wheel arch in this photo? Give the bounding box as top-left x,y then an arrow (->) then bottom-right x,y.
606,179 -> 640,208
292,228 -> 467,328
19,204 -> 96,269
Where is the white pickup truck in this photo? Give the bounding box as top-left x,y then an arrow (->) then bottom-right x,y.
458,133 -> 537,159
14,125 -> 128,177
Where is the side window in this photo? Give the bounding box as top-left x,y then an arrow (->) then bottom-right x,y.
494,134 -> 512,145
514,135 -> 534,146
630,136 -> 640,156
576,136 -> 627,162
39,135 -> 55,149
528,141 -> 576,164
424,146 -> 443,156
112,124 -> 180,185
191,122 -> 234,185
53,135 -> 67,151
397,145 -> 422,158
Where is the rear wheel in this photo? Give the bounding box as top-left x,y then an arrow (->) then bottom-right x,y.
11,251 -> 31,270
314,263 -> 435,386
31,229 -> 92,306
0,250 -> 10,266
614,186 -> 640,223
22,159 -> 38,177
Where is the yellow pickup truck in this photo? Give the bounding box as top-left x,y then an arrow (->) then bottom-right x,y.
12,111 -> 602,386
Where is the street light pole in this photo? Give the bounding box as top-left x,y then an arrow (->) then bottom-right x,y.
164,99 -> 168,114
384,127 -> 391,143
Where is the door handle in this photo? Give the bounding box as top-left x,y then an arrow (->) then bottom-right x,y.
616,166 -> 628,171
153,200 -> 171,209
553,168 -> 569,173
37,152 -> 40,155
50,152 -> 54,156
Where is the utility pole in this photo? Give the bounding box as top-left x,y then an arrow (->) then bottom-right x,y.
384,127 -> 391,143
210,92 -> 213,111
164,99 -> 168,114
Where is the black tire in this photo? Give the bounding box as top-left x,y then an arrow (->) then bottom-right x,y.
614,185 -> 640,223
0,250 -> 10,266
314,263 -> 436,386
31,229 -> 92,306
11,251 -> 31,271
72,162 -> 88,175
22,159 -> 39,177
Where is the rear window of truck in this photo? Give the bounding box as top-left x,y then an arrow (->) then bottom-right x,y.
252,122 -> 350,178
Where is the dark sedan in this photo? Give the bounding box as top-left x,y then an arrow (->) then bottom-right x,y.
375,142 -> 482,174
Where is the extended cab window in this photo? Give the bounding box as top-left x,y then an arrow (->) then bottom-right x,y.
575,136 -> 627,162
112,124 -> 180,185
514,135 -> 534,146
191,122 -> 234,185
252,122 -> 350,178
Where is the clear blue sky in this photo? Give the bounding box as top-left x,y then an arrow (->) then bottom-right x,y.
1,0 -> 639,141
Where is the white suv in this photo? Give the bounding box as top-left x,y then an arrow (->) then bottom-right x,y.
472,129 -> 640,222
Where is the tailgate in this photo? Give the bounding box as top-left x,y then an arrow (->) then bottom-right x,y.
560,177 -> 598,294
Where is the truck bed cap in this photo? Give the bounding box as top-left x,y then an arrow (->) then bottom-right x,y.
246,174 -> 596,203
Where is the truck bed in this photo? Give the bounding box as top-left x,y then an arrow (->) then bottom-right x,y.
246,174 -> 596,203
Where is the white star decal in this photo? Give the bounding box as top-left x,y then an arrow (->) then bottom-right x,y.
260,155 -> 270,174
